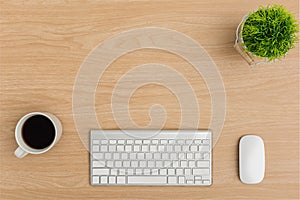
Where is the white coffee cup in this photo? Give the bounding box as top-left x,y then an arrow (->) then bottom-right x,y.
14,112 -> 62,158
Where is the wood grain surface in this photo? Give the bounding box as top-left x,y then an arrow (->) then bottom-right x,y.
0,0 -> 299,199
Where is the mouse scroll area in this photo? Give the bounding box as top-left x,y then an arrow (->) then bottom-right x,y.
239,135 -> 265,184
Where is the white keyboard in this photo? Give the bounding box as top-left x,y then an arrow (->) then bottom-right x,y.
90,130 -> 212,186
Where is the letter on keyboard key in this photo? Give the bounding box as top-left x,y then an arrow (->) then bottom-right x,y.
128,176 -> 167,184
93,169 -> 109,175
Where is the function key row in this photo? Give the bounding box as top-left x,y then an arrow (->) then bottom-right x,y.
92,144 -> 210,153
92,139 -> 210,145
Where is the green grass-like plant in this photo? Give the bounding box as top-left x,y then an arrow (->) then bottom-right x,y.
242,5 -> 299,61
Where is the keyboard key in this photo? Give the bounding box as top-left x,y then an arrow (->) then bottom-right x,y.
121,153 -> 128,159
172,161 -> 179,168
104,153 -> 111,159
203,153 -> 210,159
180,161 -> 187,167
133,145 -> 140,151
135,140 -> 142,144
125,145 -> 132,152
176,168 -> 184,175
197,161 -> 209,167
117,145 -> 125,151
179,176 -> 185,184
199,145 -> 210,151
168,177 -> 177,184
137,153 -> 144,159
100,146 -> 108,152
177,140 -> 185,144
93,153 -> 104,160
127,169 -> 134,175
93,145 -> 100,152
131,161 -> 138,167
117,140 -> 125,144
151,169 -> 159,175
144,169 -> 151,175
139,161 -> 147,167
113,153 -> 120,159
185,168 -> 192,175
155,161 -> 163,168
93,140 -> 100,145
166,146 -> 173,152
109,176 -> 116,184
150,145 -> 157,151
106,160 -> 114,167
187,153 -> 193,159
92,176 -> 99,184
119,169 -> 126,175
160,168 -> 167,175
174,145 -> 181,151
168,169 -> 175,175
135,169 -> 143,175
185,140 -> 192,144
143,140 -> 150,144
190,145 -> 197,151
100,140 -> 108,144
153,153 -> 161,159
117,176 -> 126,184
128,176 -> 167,184
100,176 -> 108,184
130,153 -> 136,159
115,161 -> 122,167
202,139 -> 210,144
161,140 -> 167,144
193,169 -> 210,175
123,161 -> 130,167
194,140 -> 202,144
178,153 -> 185,159
152,140 -> 159,144
145,153 -> 152,159
109,145 -> 116,152
126,140 -> 133,144
110,140 -> 116,144
93,169 -> 109,175
111,169 -> 118,175
170,153 -> 177,160
93,161 -> 105,168
141,145 -> 148,152
195,153 -> 202,159
148,161 -> 155,168
162,153 -> 169,159
188,161 -> 196,167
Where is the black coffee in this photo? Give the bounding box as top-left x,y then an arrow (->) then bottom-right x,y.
22,115 -> 56,149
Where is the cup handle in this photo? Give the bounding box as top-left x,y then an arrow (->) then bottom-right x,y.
14,147 -> 28,158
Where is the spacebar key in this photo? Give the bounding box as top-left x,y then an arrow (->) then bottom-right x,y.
128,176 -> 167,185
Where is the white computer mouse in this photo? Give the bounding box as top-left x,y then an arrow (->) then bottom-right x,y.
239,135 -> 265,184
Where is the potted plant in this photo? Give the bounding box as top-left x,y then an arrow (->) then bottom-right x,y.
235,5 -> 299,65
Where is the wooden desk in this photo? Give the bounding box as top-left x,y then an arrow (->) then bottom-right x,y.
0,0 -> 299,199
